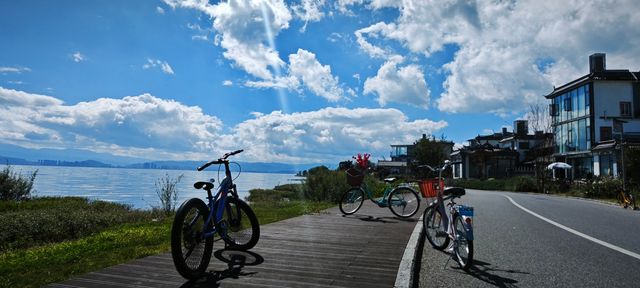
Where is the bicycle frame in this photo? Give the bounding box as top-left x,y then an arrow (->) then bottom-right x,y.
197,156 -> 243,239
360,182 -> 394,207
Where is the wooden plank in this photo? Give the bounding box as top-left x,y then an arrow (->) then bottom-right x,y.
47,201 -> 423,287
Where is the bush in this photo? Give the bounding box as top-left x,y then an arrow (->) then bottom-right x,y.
247,184 -> 304,203
450,176 -> 537,192
155,173 -> 183,214
0,165 -> 37,201
0,197 -> 155,252
303,166 -> 350,203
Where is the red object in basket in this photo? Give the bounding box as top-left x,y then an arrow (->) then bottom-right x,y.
418,178 -> 444,198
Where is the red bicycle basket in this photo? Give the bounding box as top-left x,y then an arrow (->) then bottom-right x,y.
346,168 -> 365,187
419,178 -> 444,198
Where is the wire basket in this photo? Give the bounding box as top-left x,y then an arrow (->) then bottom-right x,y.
418,178 -> 444,198
346,168 -> 365,187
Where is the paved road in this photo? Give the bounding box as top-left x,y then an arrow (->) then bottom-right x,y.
417,189 -> 640,287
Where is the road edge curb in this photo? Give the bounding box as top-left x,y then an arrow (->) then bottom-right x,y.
394,214 -> 424,288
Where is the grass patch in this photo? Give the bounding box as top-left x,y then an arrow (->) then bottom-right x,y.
0,221 -> 170,288
0,197 -> 334,288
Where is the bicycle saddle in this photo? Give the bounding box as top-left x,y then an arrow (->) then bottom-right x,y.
383,177 -> 397,183
194,181 -> 214,190
443,187 -> 465,197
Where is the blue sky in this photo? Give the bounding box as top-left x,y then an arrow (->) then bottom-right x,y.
1,0 -> 639,165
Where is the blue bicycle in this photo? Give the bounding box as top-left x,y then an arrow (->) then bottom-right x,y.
171,149 -> 260,279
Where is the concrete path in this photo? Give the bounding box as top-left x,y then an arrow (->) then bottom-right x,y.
48,200 -> 424,288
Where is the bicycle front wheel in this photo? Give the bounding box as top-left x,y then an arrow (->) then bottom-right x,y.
215,197 -> 260,250
171,198 -> 213,279
453,214 -> 473,271
423,205 -> 449,250
388,187 -> 420,218
339,187 -> 365,215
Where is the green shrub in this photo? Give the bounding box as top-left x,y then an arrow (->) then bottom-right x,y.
0,197 -> 155,252
303,166 -> 351,203
0,165 -> 37,201
247,184 -> 304,203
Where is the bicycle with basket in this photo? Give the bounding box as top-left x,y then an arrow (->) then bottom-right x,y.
339,153 -> 421,218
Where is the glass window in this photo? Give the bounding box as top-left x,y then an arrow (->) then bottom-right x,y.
600,126 -> 612,142
620,101 -> 631,117
578,119 -> 586,151
585,85 -> 590,108
571,90 -> 578,119
586,118 -> 591,149
577,87 -> 585,117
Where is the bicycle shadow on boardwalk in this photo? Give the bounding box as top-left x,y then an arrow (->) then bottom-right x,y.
179,249 -> 264,288
343,214 -> 419,224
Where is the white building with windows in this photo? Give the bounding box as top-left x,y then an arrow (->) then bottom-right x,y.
545,53 -> 640,179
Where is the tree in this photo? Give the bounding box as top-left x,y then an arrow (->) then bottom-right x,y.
411,135 -> 451,177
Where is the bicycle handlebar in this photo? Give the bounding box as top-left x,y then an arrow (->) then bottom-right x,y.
197,149 -> 244,171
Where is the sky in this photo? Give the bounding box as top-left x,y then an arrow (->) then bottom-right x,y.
1,0 -> 639,165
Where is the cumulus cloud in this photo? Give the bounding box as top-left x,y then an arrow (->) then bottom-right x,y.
0,87 -> 222,159
222,80 -> 233,86
165,0 -> 291,80
363,58 -> 430,109
143,58 -> 175,75
0,87 -> 447,163
223,107 -> 448,163
156,6 -> 165,14
354,0 -> 640,115
288,49 -> 345,102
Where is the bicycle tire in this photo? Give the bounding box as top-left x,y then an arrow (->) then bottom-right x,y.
339,187 -> 365,215
453,213 -> 473,271
171,198 -> 213,279
423,205 -> 449,250
388,187 -> 420,218
215,197 -> 260,250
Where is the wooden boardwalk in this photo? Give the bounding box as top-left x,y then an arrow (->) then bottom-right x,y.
48,201 -> 423,288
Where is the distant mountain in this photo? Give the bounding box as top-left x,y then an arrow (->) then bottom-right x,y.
0,143 -> 146,166
0,143 -> 325,173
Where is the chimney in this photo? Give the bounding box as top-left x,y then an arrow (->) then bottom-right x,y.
502,127 -> 507,135
589,53 -> 606,73
514,120 -> 528,136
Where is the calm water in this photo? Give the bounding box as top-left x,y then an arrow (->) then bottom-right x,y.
14,165 -> 302,209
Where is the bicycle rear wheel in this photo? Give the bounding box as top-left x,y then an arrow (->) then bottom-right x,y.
423,205 -> 449,250
388,187 -> 420,218
453,213 -> 473,271
171,198 -> 213,279
215,197 -> 260,250
339,187 -> 364,215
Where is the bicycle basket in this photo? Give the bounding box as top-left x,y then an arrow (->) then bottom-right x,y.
346,168 -> 365,187
418,178 -> 444,198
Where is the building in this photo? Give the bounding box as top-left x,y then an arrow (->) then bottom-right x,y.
377,134 -> 454,175
544,53 -> 640,179
451,120 -> 552,179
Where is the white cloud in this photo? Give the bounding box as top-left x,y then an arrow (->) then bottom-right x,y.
354,0 -> 640,116
0,66 -> 31,74
165,0 -> 291,80
71,52 -> 86,62
363,58 -> 430,109
222,80 -> 233,86
223,107 -> 448,163
292,0 -> 326,32
0,87 -> 222,159
156,6 -> 165,14
0,87 -> 447,163
143,58 -> 175,75
288,49 -> 345,102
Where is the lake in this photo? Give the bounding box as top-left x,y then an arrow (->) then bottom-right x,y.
13,165 -> 302,209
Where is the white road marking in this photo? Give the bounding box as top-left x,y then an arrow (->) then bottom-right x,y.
504,195 -> 640,261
